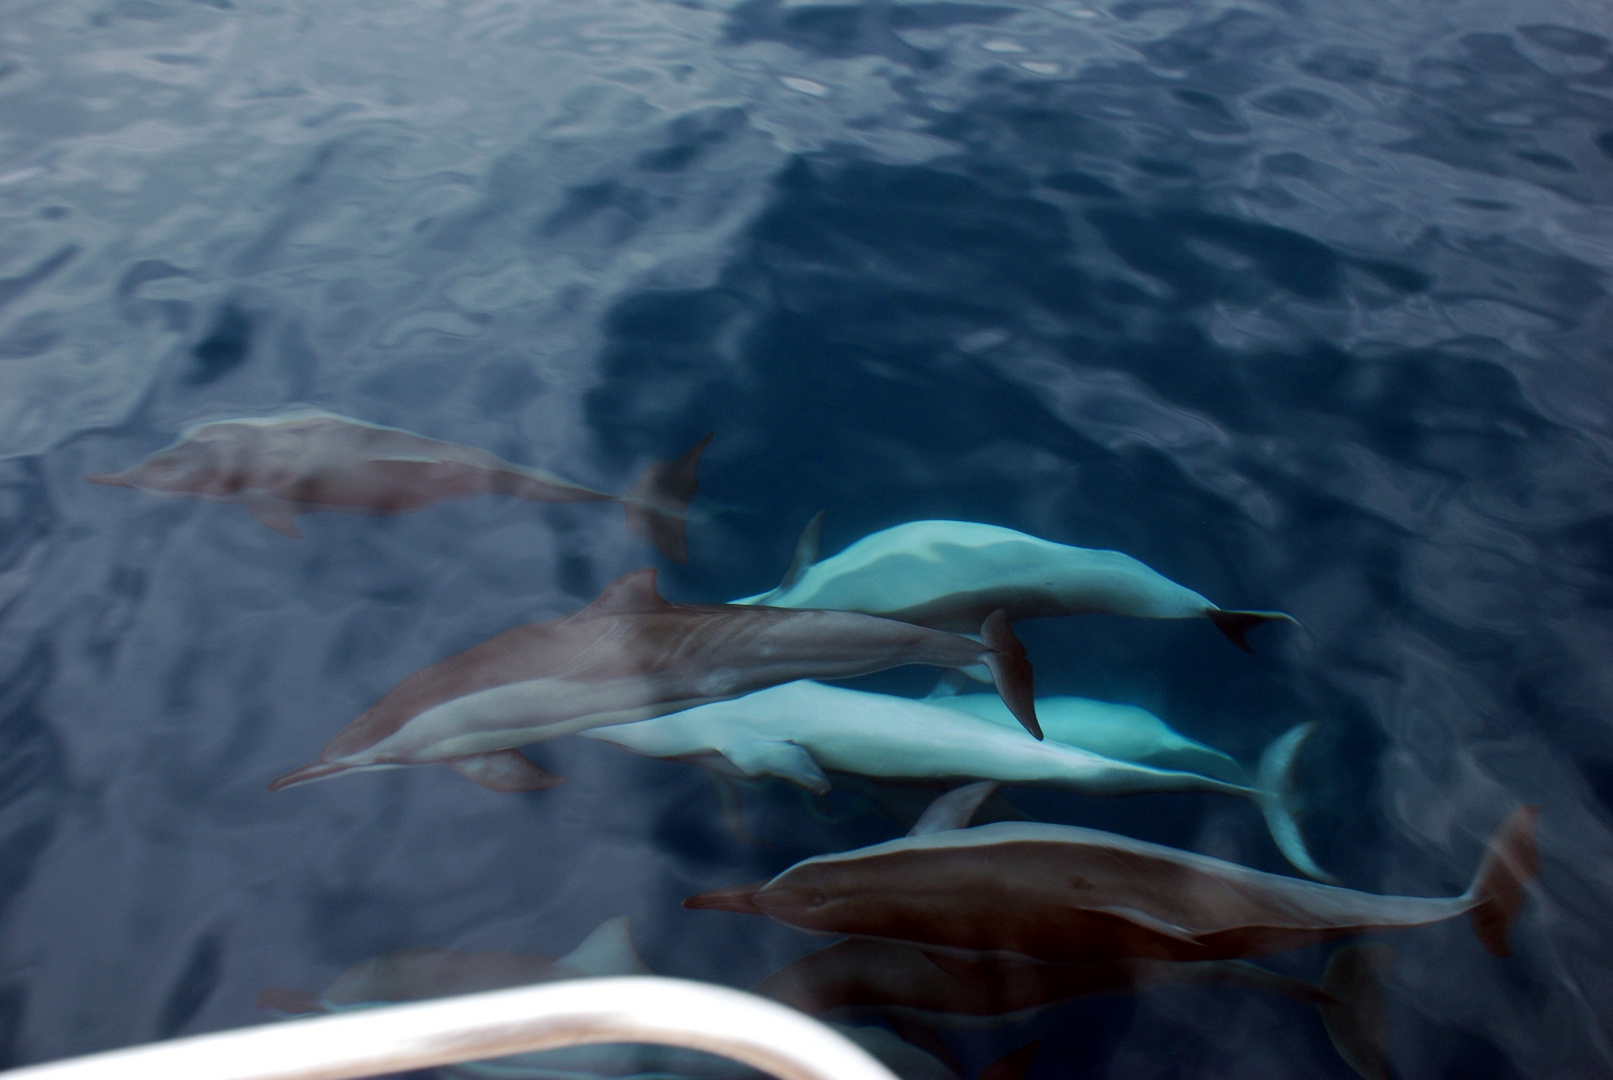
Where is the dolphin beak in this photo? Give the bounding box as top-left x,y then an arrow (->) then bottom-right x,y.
268,761 -> 350,791
683,882 -> 768,914
85,472 -> 130,487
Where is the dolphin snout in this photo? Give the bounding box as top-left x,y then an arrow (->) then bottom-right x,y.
85,472 -> 130,487
682,882 -> 768,914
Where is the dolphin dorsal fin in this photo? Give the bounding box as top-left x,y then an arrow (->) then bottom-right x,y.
774,511 -> 825,595
908,781 -> 999,836
580,569 -> 675,617
556,916 -> 652,977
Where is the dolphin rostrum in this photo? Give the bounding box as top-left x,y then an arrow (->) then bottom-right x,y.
580,681 -> 1328,879
732,517 -> 1294,651
86,411 -> 710,562
269,570 -> 1039,792
756,937 -> 1395,1080
686,788 -> 1538,964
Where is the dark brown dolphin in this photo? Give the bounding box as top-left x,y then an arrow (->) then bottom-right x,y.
270,569 -> 1039,792
756,938 -> 1395,1080
685,804 -> 1538,964
86,411 -> 709,561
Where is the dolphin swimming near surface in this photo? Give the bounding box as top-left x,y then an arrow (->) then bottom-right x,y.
256,918 -> 1033,1080
86,411 -> 710,561
580,681 -> 1329,879
269,569 -> 1040,792
731,516 -> 1295,651
686,786 -> 1539,965
756,937 -> 1394,1080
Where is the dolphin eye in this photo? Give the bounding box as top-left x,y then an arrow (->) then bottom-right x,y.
808,889 -> 826,907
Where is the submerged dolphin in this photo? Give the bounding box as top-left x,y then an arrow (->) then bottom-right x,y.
270,569 -> 1039,792
256,919 -> 1024,1080
732,517 -> 1293,651
580,681 -> 1328,879
756,938 -> 1394,1080
86,411 -> 710,561
686,788 -> 1539,965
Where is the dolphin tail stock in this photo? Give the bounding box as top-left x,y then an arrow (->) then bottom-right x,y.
979,610 -> 1040,740
1252,722 -> 1334,882
1315,944 -> 1395,1080
1205,608 -> 1296,653
255,988 -> 327,1016
1464,805 -> 1541,958
622,432 -> 712,563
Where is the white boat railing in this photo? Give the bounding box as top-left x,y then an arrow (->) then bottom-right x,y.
0,976 -> 900,1080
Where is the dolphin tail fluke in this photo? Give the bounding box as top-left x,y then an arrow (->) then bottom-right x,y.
623,433 -> 712,563
1253,722 -> 1334,882
255,988 -> 326,1016
448,749 -> 566,792
1465,805 -> 1541,957
1206,609 -> 1295,652
268,760 -> 354,791
1316,944 -> 1395,1080
979,1041 -> 1042,1080
980,610 -> 1040,739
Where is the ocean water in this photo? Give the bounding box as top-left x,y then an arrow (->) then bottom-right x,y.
2,0 -> 1612,1076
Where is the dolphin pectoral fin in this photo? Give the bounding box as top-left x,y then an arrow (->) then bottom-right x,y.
908,781 -> 999,836
1091,906 -> 1201,943
556,917 -> 652,978
623,432 -> 712,563
722,740 -> 831,794
925,669 -> 969,700
1253,722 -> 1335,883
1316,944 -> 1395,1080
447,750 -> 565,792
241,495 -> 304,538
255,988 -> 327,1016
773,510 -> 825,596
980,610 -> 1040,739
1206,609 -> 1295,652
883,1015 -> 965,1078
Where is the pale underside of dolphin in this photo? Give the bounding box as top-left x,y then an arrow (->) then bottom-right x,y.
86,411 -> 710,561
731,516 -> 1295,651
755,937 -> 1395,1080
685,791 -> 1539,966
580,680 -> 1329,879
270,569 -> 1039,793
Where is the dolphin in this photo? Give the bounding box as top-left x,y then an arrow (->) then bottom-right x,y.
579,681 -> 1329,879
269,570 -> 1039,792
731,516 -> 1294,651
756,938 -> 1394,1080
255,920 -> 1030,1080
685,786 -> 1539,965
86,411 -> 710,561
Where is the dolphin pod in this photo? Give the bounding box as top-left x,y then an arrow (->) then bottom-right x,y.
86,411 -> 710,562
757,937 -> 1395,1080
685,788 -> 1539,965
580,680 -> 1329,880
269,569 -> 1040,792
732,516 -> 1295,651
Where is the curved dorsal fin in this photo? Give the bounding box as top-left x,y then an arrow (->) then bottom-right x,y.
556,916 -> 652,978
579,569 -> 675,617
908,781 -> 999,837
776,510 -> 825,594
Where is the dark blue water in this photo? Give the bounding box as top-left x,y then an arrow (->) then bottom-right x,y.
2,0 -> 1612,1076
